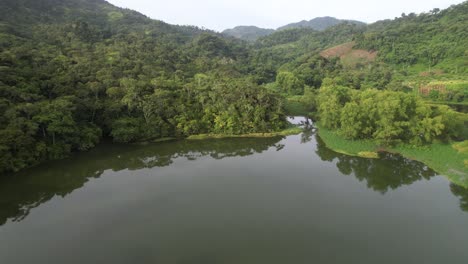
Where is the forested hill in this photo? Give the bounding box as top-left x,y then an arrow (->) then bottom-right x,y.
0,0 -> 210,39
222,26 -> 275,42
278,17 -> 365,31
249,1 -> 467,157
223,17 -> 365,41
1,0 -> 467,175
355,2 -> 468,71
0,0 -> 287,174
250,1 -> 467,86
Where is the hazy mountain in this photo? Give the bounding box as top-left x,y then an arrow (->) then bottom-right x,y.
278,16 -> 366,31
222,26 -> 275,41
223,17 -> 366,41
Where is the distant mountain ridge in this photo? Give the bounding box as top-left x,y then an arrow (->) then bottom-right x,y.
222,16 -> 366,41
278,16 -> 366,31
222,26 -> 275,41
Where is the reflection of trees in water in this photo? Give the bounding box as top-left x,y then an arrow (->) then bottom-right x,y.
287,116 -> 315,144
315,135 -> 436,194
300,120 -> 315,144
0,137 -> 283,225
450,183 -> 468,212
3,129 -> 466,226
315,133 -> 468,212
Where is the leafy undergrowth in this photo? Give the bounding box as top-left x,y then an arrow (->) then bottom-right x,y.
317,124 -> 468,188
453,141 -> 468,154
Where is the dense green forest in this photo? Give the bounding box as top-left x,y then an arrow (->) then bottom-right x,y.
0,0 -> 287,173
0,0 -> 467,174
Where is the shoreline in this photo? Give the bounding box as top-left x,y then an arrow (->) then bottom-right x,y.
186,127 -> 303,140
316,123 -> 468,188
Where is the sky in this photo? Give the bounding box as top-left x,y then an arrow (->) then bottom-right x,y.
106,0 -> 465,32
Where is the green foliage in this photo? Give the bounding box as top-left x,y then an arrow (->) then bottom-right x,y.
418,81 -> 467,103
1,0 -> 467,175
316,123 -> 380,156
278,17 -> 366,31
316,81 -> 351,129
355,2 -> 468,73
276,72 -> 305,95
453,141 -> 468,154
318,123 -> 468,188
393,143 -> 468,188
317,84 -> 463,145
110,117 -> 144,143
284,98 -> 308,116
0,0 -> 288,174
222,26 -> 275,42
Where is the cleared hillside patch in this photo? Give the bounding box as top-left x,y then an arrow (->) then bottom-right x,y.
320,41 -> 377,67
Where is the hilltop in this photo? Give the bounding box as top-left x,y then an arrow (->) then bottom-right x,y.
223,16 -> 365,41
222,26 -> 275,42
278,16 -> 366,31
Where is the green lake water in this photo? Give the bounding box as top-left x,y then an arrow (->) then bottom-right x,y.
1,117 -> 467,264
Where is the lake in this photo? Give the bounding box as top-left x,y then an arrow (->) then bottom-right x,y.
1,117 -> 467,264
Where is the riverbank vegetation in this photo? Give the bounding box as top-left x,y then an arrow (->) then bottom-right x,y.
317,124 -> 468,188
0,0 -> 289,174
187,126 -> 302,140
316,80 -> 466,145
314,79 -> 467,187
0,0 -> 467,176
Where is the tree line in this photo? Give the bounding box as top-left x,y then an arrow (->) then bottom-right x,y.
0,0 -> 467,174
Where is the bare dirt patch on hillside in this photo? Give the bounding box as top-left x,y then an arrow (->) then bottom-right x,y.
320,41 -> 377,67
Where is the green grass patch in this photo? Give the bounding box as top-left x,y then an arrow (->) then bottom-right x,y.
152,137 -> 177,143
285,98 -> 309,116
358,151 -> 379,159
136,137 -> 177,145
317,123 -> 468,188
392,143 -> 468,188
187,127 -> 302,140
316,123 -> 380,157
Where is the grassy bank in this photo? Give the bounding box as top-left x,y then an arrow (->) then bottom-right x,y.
187,127 -> 302,140
136,137 -> 177,144
315,123 -> 380,158
316,123 -> 468,188
285,97 -> 309,116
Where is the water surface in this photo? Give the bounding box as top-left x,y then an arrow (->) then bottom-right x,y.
1,117 -> 467,264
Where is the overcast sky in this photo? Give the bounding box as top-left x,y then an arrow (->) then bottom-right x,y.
106,0 -> 465,31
